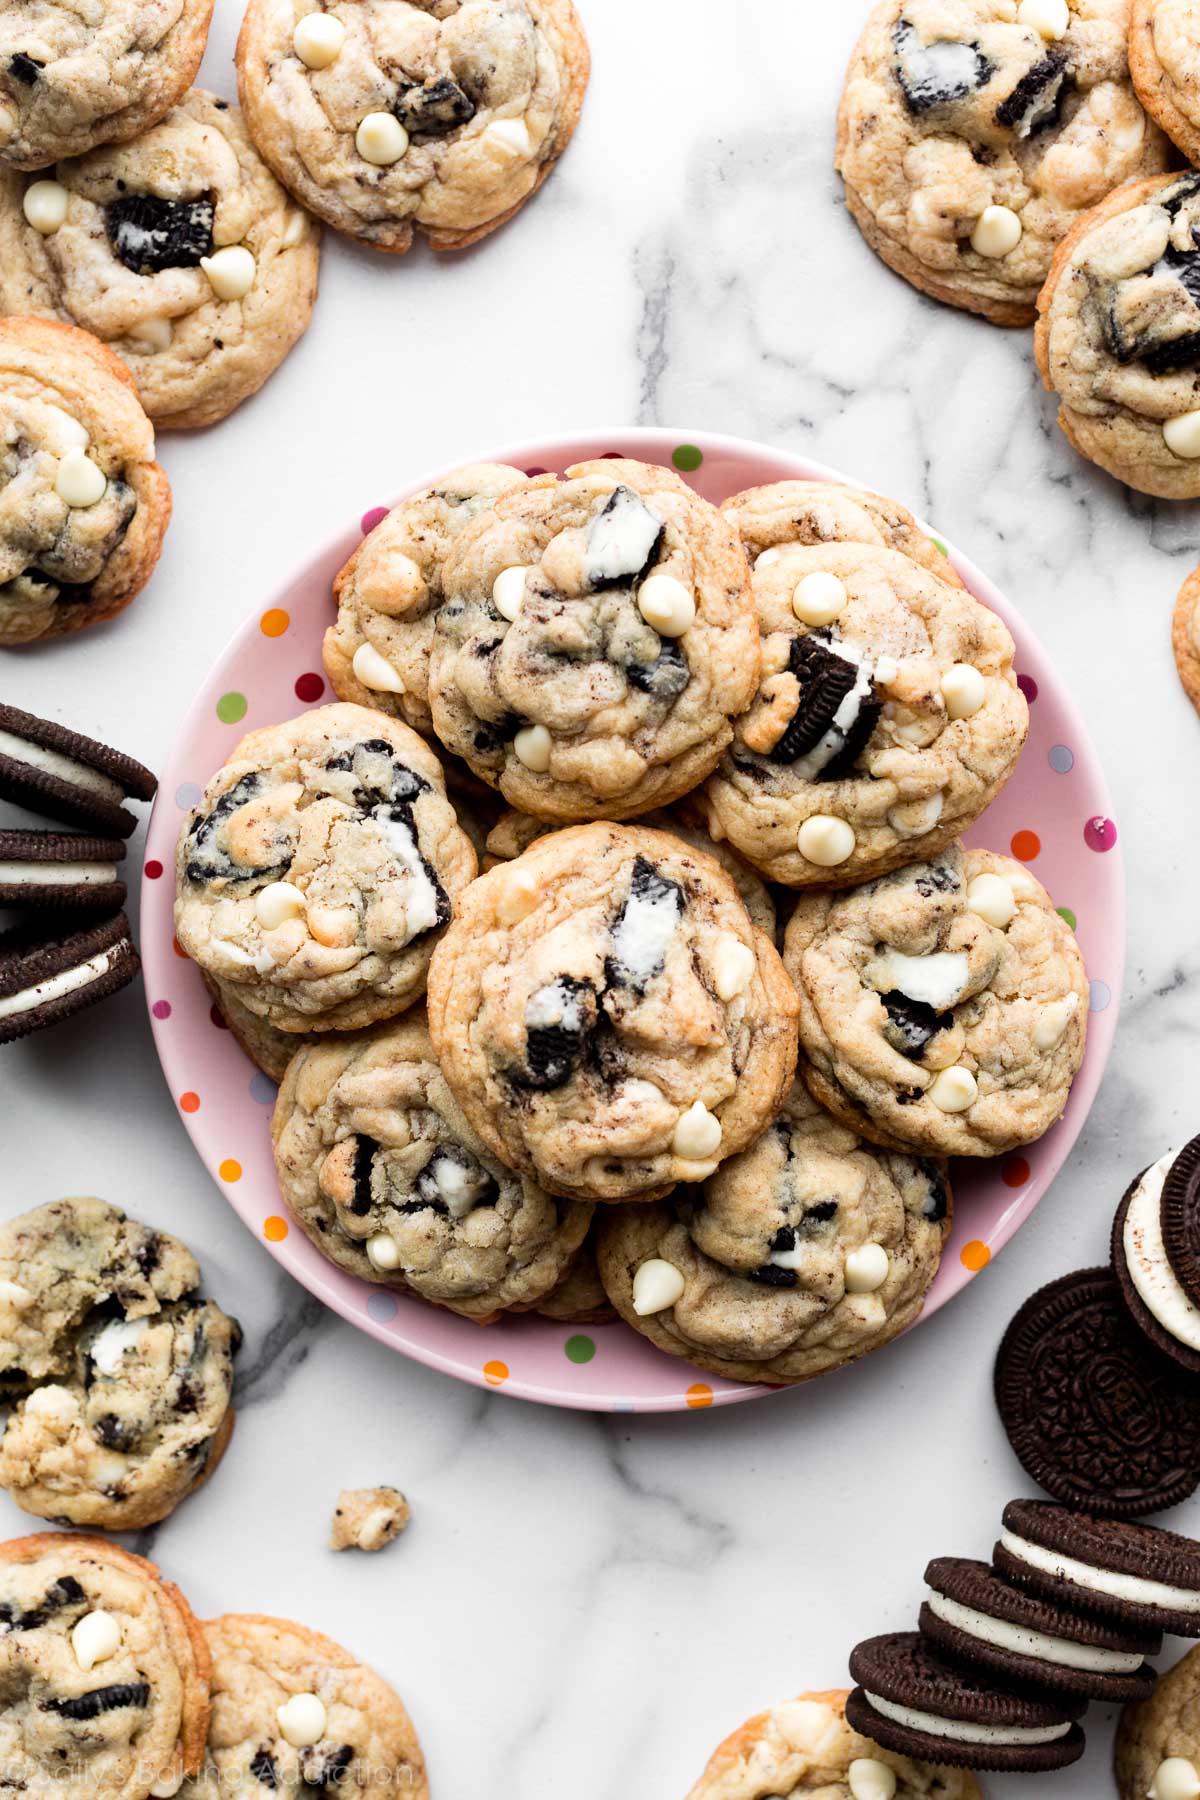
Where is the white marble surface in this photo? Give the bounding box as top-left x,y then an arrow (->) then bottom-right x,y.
2,2 -> 1198,1795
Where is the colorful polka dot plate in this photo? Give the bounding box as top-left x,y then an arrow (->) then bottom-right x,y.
142,428 -> 1124,1413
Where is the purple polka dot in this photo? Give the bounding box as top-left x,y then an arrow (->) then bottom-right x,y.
360,506 -> 388,535
366,1292 -> 399,1323
1048,745 -> 1074,774
1089,979 -> 1112,1013
1084,816 -> 1118,853
151,1000 -> 171,1020
248,1072 -> 277,1105
175,781 -> 202,809
1017,674 -> 1038,703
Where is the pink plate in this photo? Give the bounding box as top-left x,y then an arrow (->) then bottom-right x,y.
142,427 -> 1125,1413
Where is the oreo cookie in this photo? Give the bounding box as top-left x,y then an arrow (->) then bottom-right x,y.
846,1631 -> 1085,1772
0,831 -> 126,910
0,912 -> 139,1044
0,705 -> 156,837
920,1556 -> 1159,1703
994,1267 -> 1200,1517
1113,1152 -> 1200,1376
995,1500 -> 1200,1639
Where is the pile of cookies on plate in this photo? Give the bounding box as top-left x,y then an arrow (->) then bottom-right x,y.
837,0 -> 1200,499
173,453 -> 1090,1387
0,0 -> 589,644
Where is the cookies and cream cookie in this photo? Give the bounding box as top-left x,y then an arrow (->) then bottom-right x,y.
596,1083 -> 951,1385
783,844 -> 1088,1157
721,478 -> 966,589
0,316 -> 170,644
324,463 -> 531,736
271,1012 -> 592,1317
428,460 -> 761,821
699,536 -> 1028,888
837,0 -> 1173,326
0,89 -> 320,431
1034,169 -> 1200,497
1131,0 -> 1200,163
174,704 -> 477,1034
179,1614 -> 427,1800
427,823 -> 800,1203
235,0 -> 589,254
685,1688 -> 983,1800
0,1197 -> 239,1530
329,1486 -> 410,1553
0,0 -> 212,169
1173,562 -> 1200,715
0,1531 -> 211,1800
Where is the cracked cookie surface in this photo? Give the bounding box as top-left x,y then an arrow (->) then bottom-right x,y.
272,1011 -> 592,1316
597,1083 -> 951,1385
0,316 -> 170,645
0,1531 -> 211,1800
0,89 -> 321,430
0,0 -> 211,169
783,843 -> 1088,1157
235,0 -> 589,253
427,823 -> 799,1202
837,0 -> 1172,325
699,532 -> 1027,888
1131,0 -> 1200,161
0,1197 -> 239,1531
175,703 -> 477,1034
428,460 -> 760,821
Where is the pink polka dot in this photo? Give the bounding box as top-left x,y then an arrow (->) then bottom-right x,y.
294,672 -> 324,703
1084,816 -> 1118,853
1017,674 -> 1038,703
151,1000 -> 171,1020
360,506 -> 388,535
144,860 -> 163,880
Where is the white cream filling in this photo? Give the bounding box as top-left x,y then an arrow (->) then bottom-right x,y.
1124,1149 -> 1200,1353
863,1692 -> 1071,1748
875,948 -> 969,1010
90,1317 -> 148,1376
1000,1530 -> 1200,1613
0,948 -> 117,1020
0,730 -> 125,805
925,1590 -> 1144,1674
0,861 -> 118,886
377,812 -> 440,938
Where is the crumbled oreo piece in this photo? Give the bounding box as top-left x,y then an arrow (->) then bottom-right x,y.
994,50 -> 1068,136
892,19 -> 993,114
105,194 -> 215,274
412,1145 -> 498,1218
517,976 -> 597,1090
994,1498 -> 1200,1637
583,487 -> 664,589
45,1681 -> 151,1720
184,775 -> 292,887
324,740 -> 428,810
881,990 -> 941,1058
0,911 -> 140,1046
395,76 -> 476,136
771,633 -> 865,766
0,704 -> 156,837
605,857 -> 683,993
248,1748 -> 279,1787
621,638 -> 690,700
1104,248 -> 1200,375
349,1135 -> 377,1216
8,53 -> 43,84
0,829 -> 126,911
918,1160 -> 950,1224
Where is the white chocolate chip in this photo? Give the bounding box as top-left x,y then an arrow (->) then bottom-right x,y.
874,654 -> 899,685
637,573 -> 696,637
1150,1760 -> 1200,1800
130,316 -> 172,353
886,794 -> 943,838
55,448 -> 106,508
43,406 -> 89,451
293,11 -> 345,67
672,1101 -> 722,1161
755,547 -> 782,570
971,205 -> 1023,258
357,112 -> 409,165
941,663 -> 986,719
928,1065 -> 978,1113
1033,993 -> 1079,1051
255,882 -> 306,929
844,1244 -> 891,1295
282,211 -> 308,248
276,1694 -> 327,1748
711,932 -> 755,1002
848,1758 -> 898,1800
492,565 -> 529,621
366,1234 -> 400,1272
496,867 -> 540,926
1166,411 -> 1200,459
792,570 -> 846,626
967,872 -> 1017,928
631,1258 -> 685,1317
23,179 -> 68,233
0,1278 -> 32,1309
488,118 -> 531,154
200,245 -> 256,301
352,641 -> 405,694
1017,0 -> 1070,39
796,814 -> 855,866
72,1610 -> 121,1672
513,724 -> 552,772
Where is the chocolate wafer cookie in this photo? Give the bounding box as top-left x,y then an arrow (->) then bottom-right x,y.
0,704 -> 156,836
1114,1146 -> 1200,1376
995,1501 -> 1200,1639
0,911 -> 139,1044
0,830 -> 126,910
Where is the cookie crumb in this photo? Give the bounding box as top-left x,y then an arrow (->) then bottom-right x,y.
330,1486 -> 410,1553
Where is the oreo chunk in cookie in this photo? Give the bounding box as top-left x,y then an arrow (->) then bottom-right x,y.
995,1499 -> 1200,1639
1113,1138 -> 1200,1375
105,194 -> 215,275
920,1555 -> 1159,1703
517,977 -> 598,1090
0,912 -> 139,1045
892,20 -> 993,114
994,1267 -> 1200,1517
0,705 -> 156,837
846,1631 -> 1085,1772
0,831 -> 126,910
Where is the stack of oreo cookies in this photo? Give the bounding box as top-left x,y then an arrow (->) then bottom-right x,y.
0,702 -> 156,1042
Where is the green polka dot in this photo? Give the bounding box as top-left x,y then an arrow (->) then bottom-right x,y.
672,444 -> 703,473
564,1334 -> 595,1365
1057,905 -> 1077,930
216,691 -> 248,725
931,537 -> 950,557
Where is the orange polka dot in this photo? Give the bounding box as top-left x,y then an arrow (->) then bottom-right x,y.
686,1383 -> 713,1409
1011,830 -> 1041,862
263,1216 -> 288,1242
961,1240 -> 992,1273
1002,1157 -> 1031,1189
218,1158 -> 242,1183
172,937 -> 188,958
483,1359 -> 509,1387
260,608 -> 289,638
179,1092 -> 200,1114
